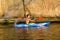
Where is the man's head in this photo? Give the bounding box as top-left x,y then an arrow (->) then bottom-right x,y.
26,14 -> 31,18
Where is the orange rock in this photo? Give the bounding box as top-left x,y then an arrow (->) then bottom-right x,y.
38,17 -> 44,21
18,17 -> 22,20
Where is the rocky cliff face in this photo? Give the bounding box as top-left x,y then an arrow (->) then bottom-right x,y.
0,0 -> 60,18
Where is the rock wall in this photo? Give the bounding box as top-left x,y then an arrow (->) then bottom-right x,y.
0,0 -> 60,18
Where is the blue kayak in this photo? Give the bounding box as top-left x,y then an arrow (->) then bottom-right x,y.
14,22 -> 50,28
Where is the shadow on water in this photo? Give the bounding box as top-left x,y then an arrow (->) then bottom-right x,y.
51,21 -> 60,23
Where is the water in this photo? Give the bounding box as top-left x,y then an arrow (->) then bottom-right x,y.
0,23 -> 60,40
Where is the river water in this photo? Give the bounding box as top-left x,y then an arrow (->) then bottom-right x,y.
0,23 -> 60,40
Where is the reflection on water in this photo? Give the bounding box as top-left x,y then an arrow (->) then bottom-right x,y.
0,23 -> 60,40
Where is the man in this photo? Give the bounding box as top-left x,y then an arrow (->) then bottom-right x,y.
25,14 -> 31,24
25,14 -> 31,34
